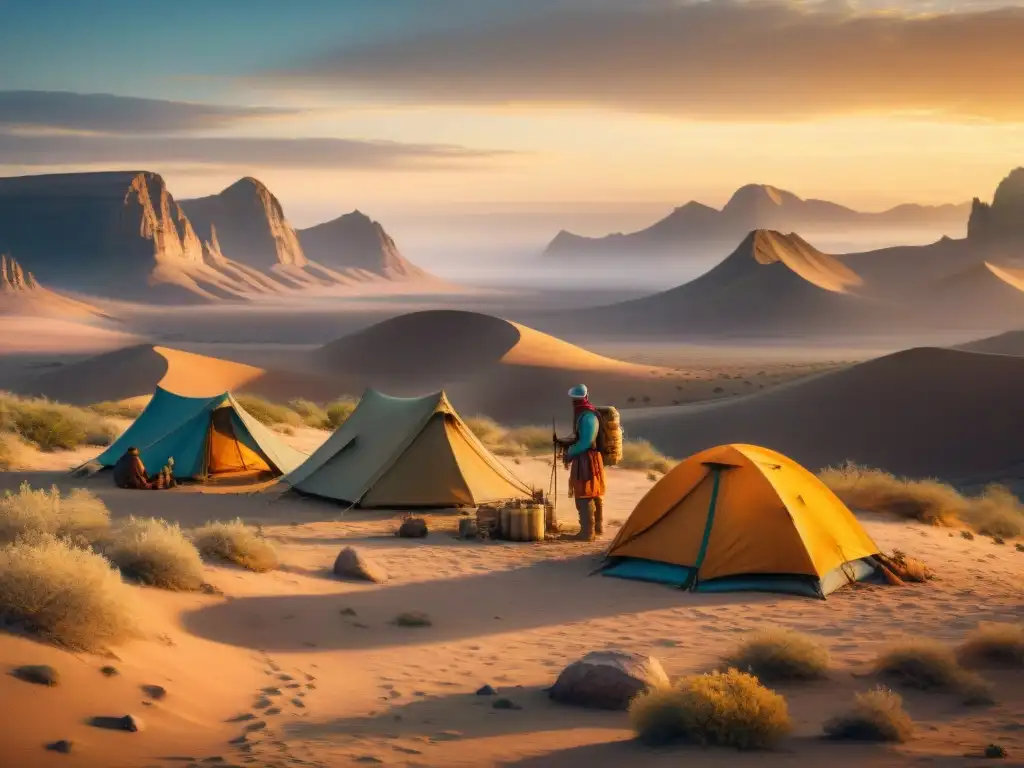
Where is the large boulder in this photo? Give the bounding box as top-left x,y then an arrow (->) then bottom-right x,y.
548,651 -> 669,710
332,547 -> 387,583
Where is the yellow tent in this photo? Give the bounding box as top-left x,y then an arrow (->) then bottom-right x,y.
603,444 -> 880,598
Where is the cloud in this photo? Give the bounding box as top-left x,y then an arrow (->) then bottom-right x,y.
0,133 -> 512,169
0,91 -> 300,134
262,0 -> 1024,121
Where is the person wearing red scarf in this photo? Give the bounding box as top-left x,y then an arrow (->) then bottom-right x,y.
555,384 -> 606,541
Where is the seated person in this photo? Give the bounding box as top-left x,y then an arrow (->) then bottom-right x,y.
113,447 -> 152,490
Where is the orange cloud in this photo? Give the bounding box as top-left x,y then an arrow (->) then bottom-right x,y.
265,1 -> 1024,122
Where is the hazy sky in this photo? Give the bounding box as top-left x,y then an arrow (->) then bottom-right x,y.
0,0 -> 1022,233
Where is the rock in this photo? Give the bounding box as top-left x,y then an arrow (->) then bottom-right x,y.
969,167 -> 1024,244
398,517 -> 428,538
88,714 -> 143,732
333,547 -> 387,583
141,684 -> 167,701
45,739 -> 72,754
100,666 -> 119,677
476,685 -> 496,696
492,698 -> 521,710
548,651 -> 669,710
12,665 -> 59,687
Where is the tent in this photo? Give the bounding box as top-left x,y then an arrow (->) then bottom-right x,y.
602,444 -> 880,598
93,387 -> 306,481
284,389 -> 536,508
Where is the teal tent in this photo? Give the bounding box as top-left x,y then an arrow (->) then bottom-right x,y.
93,387 -> 306,481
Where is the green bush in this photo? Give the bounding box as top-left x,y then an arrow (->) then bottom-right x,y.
89,401 -> 144,420
288,399 -> 329,429
325,398 -> 358,428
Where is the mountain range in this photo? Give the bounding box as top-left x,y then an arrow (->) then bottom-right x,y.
536,168 -> 1024,339
543,183 -> 971,260
0,171 -> 434,303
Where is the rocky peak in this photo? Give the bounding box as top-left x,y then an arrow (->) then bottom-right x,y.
0,254 -> 36,291
968,167 -> 1024,244
297,210 -> 423,278
123,172 -> 203,264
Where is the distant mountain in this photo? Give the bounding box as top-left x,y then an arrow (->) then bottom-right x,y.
0,252 -> 109,319
297,210 -> 430,281
543,183 -> 970,259
967,167 -> 1024,249
545,230 -> 897,339
0,170 -> 435,303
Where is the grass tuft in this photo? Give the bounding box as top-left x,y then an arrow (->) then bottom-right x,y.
0,392 -> 117,451
101,517 -> 206,591
619,439 -> 677,473
0,534 -> 138,651
823,687 -> 914,743
723,628 -> 830,683
957,623 -> 1024,669
0,483 -> 110,546
873,639 -> 994,704
819,463 -> 1023,539
629,668 -> 791,750
234,394 -> 303,428
89,401 -> 145,420
191,519 -> 279,573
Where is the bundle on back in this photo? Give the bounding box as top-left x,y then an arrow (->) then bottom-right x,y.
596,406 -> 623,466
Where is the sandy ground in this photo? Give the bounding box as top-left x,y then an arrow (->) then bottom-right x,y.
0,441 -> 1021,768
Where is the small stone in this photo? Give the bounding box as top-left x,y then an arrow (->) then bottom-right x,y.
333,547 -> 388,583
398,517 -> 428,538
243,721 -> 267,732
265,707 -> 281,716
476,685 -> 496,696
984,744 -> 1008,759
355,758 -> 383,765
12,665 -> 59,687
492,698 -> 521,710
46,739 -> 72,754
141,684 -> 167,701
261,687 -> 281,695
306,683 -> 316,690
100,666 -> 119,677
339,608 -> 357,616
253,697 -> 272,709
227,713 -> 256,722
87,714 -> 143,732
278,674 -> 293,681
292,698 -> 305,708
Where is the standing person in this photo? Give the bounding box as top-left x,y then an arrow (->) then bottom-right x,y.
556,384 -> 606,541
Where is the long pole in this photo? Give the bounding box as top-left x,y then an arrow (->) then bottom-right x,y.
551,416 -> 558,529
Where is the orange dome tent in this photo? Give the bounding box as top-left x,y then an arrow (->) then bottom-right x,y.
602,444 -> 880,598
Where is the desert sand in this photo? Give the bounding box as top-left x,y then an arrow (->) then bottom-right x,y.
0,443 -> 1020,768
623,347 -> 1024,484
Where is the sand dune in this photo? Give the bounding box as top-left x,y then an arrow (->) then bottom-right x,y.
956,328 -> 1024,356
10,344 -> 352,405
0,317 -> 139,356
623,347 -> 1024,482
309,310 -> 687,422
542,230 -> 898,340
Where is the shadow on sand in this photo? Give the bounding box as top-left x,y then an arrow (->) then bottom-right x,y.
181,553 -> 781,652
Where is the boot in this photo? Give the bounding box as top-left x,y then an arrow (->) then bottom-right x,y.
593,497 -> 604,536
575,499 -> 596,542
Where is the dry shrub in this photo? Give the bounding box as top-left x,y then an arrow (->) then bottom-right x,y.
89,400 -> 144,420
823,687 -> 914,743
879,549 -> 934,583
873,639 -> 993,704
820,463 -> 1022,538
234,394 -> 302,428
619,439 -> 677,474
102,517 -> 205,591
0,534 -> 138,651
959,485 -> 1023,540
466,416 -> 548,457
325,398 -> 358,428
723,628 -> 830,683
191,519 -> 279,572
0,483 -> 110,546
629,668 -> 791,750
287,399 -> 329,429
819,463 -> 963,526
507,425 -> 554,454
0,392 -> 116,451
957,623 -> 1024,669
0,433 -> 33,471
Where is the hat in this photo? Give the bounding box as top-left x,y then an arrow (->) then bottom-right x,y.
567,384 -> 588,399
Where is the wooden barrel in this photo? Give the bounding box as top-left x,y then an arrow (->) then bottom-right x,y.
527,504 -> 545,541
511,507 -> 525,541
499,506 -> 512,539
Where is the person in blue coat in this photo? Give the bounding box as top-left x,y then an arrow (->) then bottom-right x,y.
555,384 -> 606,541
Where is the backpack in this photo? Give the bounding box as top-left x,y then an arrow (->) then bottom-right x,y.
593,405 -> 623,466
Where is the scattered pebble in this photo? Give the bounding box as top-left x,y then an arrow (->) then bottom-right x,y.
13,665 -> 59,687
100,666 -> 119,677
141,684 -> 167,701
476,685 -> 496,696
88,714 -> 143,732
492,698 -> 521,710
45,739 -> 72,754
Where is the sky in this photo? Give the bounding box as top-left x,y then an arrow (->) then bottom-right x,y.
1,0 -> 1023,249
